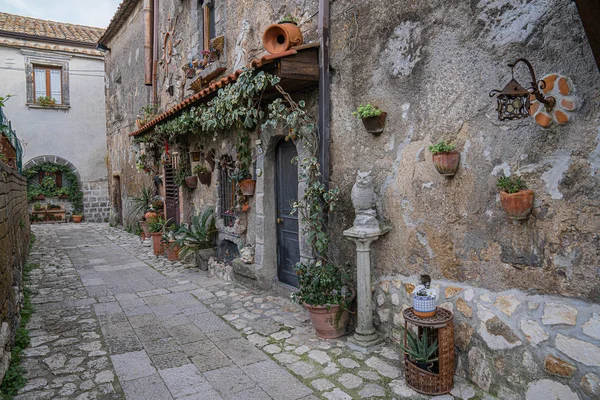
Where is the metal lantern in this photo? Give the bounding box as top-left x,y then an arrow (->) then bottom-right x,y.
189,144 -> 202,163
490,58 -> 555,121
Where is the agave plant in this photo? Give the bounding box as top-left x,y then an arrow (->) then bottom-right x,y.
176,209 -> 216,258
398,327 -> 439,365
128,186 -> 154,218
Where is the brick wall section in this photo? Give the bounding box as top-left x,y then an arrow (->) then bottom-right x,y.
0,161 -> 30,383
82,180 -> 110,223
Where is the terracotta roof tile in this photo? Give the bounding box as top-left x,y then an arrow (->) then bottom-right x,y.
0,12 -> 104,44
130,45 -> 323,137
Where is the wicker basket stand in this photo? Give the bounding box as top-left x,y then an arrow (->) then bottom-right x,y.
403,307 -> 454,395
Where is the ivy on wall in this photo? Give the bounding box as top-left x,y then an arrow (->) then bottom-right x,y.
24,163 -> 84,212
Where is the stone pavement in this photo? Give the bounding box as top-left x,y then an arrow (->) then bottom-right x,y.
17,223 -> 485,400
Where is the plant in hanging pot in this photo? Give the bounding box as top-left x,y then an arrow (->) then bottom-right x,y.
428,141 -> 460,176
497,175 -> 534,220
232,168 -> 255,196
184,175 -> 198,189
412,277 -> 438,318
194,164 -> 212,186
148,216 -> 168,255
353,104 -> 387,135
399,326 -> 439,373
176,209 -> 217,270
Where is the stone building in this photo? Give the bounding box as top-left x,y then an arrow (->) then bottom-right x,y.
100,0 -> 600,398
0,12 -> 110,222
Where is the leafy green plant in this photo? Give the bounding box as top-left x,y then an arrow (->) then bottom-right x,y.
176,209 -> 216,258
36,96 -> 56,106
428,141 -> 456,155
0,153 -> 6,163
129,186 -> 153,219
279,13 -> 299,24
352,104 -> 383,119
137,103 -> 157,126
193,164 -> 210,175
24,163 -> 83,210
0,94 -> 12,107
230,168 -> 251,182
147,216 -> 168,233
398,327 -> 439,365
497,175 -> 527,194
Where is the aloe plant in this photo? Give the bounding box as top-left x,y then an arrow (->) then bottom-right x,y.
398,327 -> 439,364
176,209 -> 216,258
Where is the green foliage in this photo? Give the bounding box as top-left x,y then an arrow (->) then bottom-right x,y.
0,263 -> 37,398
279,13 -> 299,24
129,186 -> 153,219
428,141 -> 456,155
36,96 -> 56,106
0,94 -> 12,108
147,216 -> 168,233
397,327 -> 439,365
236,131 -> 252,179
497,175 -> 527,194
193,164 -> 210,175
138,103 -> 157,126
352,104 -> 383,119
176,209 -> 216,258
24,163 -> 83,211
0,153 -> 6,163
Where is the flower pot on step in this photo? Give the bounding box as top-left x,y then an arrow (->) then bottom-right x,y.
239,179 -> 256,196
151,232 -> 164,255
361,112 -> 387,135
185,176 -> 198,189
432,152 -> 460,176
500,190 -> 534,220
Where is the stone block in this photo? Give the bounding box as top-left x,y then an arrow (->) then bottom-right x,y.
556,334 -> 600,367
582,312 -> 600,340
542,303 -> 578,326
525,379 -> 579,400
494,294 -> 520,316
544,355 -> 576,377
519,319 -> 548,346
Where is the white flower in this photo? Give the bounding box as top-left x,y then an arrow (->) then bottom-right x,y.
414,284 -> 437,300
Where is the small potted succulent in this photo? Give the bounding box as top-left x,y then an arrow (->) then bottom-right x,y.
412,275 -> 438,318
428,141 -> 460,176
194,164 -> 212,186
352,104 -> 387,134
72,208 -> 83,223
497,175 -> 534,220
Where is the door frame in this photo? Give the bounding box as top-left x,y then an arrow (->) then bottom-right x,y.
112,174 -> 123,225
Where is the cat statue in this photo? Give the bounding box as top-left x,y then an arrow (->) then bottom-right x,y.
351,170 -> 379,229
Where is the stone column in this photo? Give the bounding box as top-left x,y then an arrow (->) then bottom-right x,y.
344,226 -> 390,352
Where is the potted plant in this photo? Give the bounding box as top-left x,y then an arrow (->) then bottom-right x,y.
148,216 -> 167,255
232,168 -> 255,196
413,277 -> 438,318
163,227 -> 181,261
176,209 -> 216,270
37,96 -> 56,106
497,175 -> 534,220
428,141 -> 460,176
263,14 -> 303,54
194,164 -> 212,186
352,104 -> 387,134
399,326 -> 439,373
129,186 -> 153,237
145,198 -> 164,222
57,187 -> 70,199
72,208 -> 83,223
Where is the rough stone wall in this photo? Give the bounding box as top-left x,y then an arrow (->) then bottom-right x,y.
82,181 -> 110,223
0,162 -> 30,383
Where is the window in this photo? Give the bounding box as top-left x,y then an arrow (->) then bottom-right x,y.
200,0 -> 216,51
34,65 -> 63,104
219,155 -> 235,227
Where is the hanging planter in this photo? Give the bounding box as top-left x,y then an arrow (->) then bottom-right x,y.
429,141 -> 459,177
194,164 -> 212,186
497,176 -> 534,220
352,105 -> 386,135
239,179 -> 256,196
185,176 -> 198,189
263,15 -> 303,54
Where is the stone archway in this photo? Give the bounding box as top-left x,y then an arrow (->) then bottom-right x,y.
23,155 -> 81,183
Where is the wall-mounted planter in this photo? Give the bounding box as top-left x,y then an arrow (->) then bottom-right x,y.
239,179 -> 256,196
185,176 -> 198,189
361,112 -> 387,135
500,190 -> 534,220
263,22 -> 303,54
432,152 -> 460,176
198,171 -> 212,186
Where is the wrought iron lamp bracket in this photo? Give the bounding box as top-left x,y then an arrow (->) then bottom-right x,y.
508,58 -> 555,112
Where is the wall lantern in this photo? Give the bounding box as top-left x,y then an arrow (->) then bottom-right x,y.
189,144 -> 202,162
489,58 -> 556,121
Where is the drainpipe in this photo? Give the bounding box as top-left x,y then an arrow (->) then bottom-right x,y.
152,0 -> 159,104
318,0 -> 330,190
143,0 -> 153,85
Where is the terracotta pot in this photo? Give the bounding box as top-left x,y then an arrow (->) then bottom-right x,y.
239,179 -> 256,196
151,232 -> 164,255
33,195 -> 45,200
413,295 -> 437,318
165,240 -> 181,261
185,176 -> 198,189
263,22 -> 303,54
500,190 -> 534,220
140,221 -> 151,238
198,171 -> 212,186
72,215 -> 83,223
432,152 -> 460,176
144,211 -> 160,222
304,303 -> 350,339
361,112 -> 387,135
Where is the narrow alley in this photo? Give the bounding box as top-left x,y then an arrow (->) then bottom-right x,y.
17,223 -> 470,400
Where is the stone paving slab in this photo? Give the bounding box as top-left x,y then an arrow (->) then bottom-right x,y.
17,223 -> 488,400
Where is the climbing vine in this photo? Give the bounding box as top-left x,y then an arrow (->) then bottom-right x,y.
135,68 -> 349,306
24,163 -> 84,212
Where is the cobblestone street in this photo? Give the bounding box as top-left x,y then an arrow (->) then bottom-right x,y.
17,223 -> 482,400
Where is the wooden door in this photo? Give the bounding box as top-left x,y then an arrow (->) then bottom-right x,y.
276,140 -> 300,286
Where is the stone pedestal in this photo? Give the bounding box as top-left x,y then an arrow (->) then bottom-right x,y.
344,225 -> 390,352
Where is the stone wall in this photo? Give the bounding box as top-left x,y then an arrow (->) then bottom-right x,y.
372,275 -> 600,398
82,181 -> 110,223
0,161 -> 30,383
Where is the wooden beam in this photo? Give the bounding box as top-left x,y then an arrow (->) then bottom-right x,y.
203,5 -> 211,51
574,0 -> 600,71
